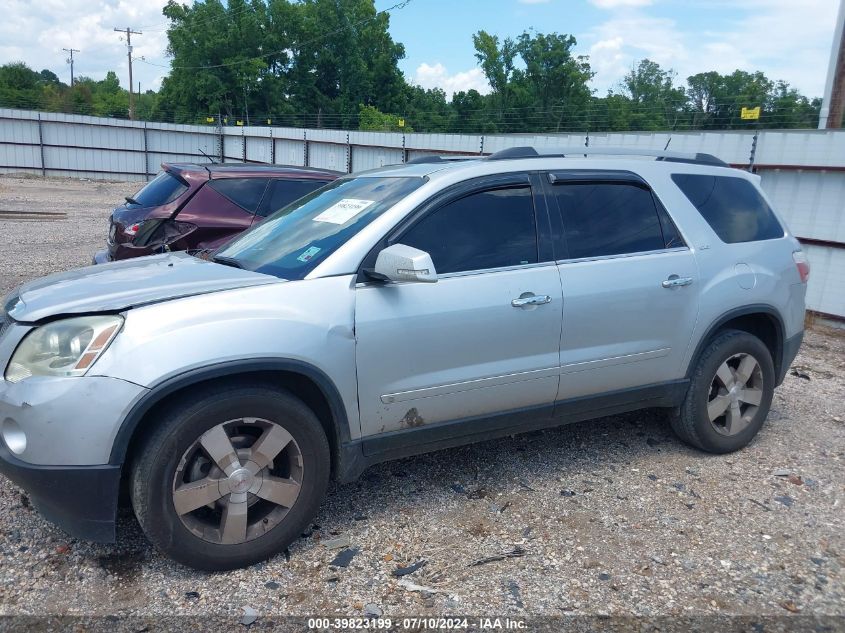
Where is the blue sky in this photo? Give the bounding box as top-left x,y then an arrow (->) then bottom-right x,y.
0,0 -> 838,100
376,0 -> 838,98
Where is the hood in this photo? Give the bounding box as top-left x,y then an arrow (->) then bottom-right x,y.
7,252 -> 281,322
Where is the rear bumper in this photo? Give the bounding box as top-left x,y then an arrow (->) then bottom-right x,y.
778,330 -> 804,385
0,442 -> 120,542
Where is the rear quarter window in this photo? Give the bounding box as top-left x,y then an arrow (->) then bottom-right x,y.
671,174 -> 783,243
130,171 -> 188,207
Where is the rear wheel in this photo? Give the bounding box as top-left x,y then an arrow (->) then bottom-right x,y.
130,384 -> 330,570
672,329 -> 775,453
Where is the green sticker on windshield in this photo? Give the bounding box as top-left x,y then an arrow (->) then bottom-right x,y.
297,246 -> 321,263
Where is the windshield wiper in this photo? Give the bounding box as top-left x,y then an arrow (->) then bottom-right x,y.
211,255 -> 244,269
125,196 -> 141,206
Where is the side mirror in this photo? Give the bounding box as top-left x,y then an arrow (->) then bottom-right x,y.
371,244 -> 438,283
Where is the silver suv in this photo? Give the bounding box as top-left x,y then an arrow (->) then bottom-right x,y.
0,147 -> 808,570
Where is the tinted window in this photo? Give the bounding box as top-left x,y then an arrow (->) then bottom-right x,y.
129,171 -> 188,207
258,179 -> 330,217
656,200 -> 686,249
672,174 -> 783,243
216,176 -> 425,280
554,183 -> 664,259
400,186 -> 538,274
209,178 -> 270,214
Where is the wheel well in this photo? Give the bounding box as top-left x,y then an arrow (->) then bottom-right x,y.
702,312 -> 783,376
123,370 -> 341,477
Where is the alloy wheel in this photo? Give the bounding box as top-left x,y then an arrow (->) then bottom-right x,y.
172,418 -> 303,545
706,352 -> 764,436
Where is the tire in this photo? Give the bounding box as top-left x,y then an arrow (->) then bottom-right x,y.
672,329 -> 775,453
130,383 -> 330,571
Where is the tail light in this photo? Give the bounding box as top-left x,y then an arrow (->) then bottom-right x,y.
793,251 -> 810,283
124,221 -> 144,237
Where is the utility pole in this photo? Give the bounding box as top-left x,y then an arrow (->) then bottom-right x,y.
819,0 -> 845,128
114,27 -> 142,120
62,48 -> 80,86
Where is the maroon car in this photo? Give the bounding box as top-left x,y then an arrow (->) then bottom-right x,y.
93,163 -> 339,264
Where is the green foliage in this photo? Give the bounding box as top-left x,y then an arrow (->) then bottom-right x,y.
157,0 -> 406,125
358,104 -> 411,132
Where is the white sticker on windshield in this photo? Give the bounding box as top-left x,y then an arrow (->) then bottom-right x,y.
313,198 -> 375,224
297,246 -> 321,263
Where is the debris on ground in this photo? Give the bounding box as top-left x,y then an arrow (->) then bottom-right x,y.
322,535 -> 351,550
240,606 -> 258,626
392,560 -> 427,577
330,548 -> 359,568
468,547 -> 527,567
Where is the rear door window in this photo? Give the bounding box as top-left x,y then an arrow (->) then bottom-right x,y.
552,183 -> 666,259
208,178 -> 270,214
258,179 -> 331,217
129,171 -> 188,207
672,174 -> 783,243
399,186 -> 538,274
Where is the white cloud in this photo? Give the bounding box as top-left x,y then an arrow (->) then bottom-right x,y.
583,0 -> 836,97
590,0 -> 653,8
0,0 -> 176,92
412,63 -> 491,99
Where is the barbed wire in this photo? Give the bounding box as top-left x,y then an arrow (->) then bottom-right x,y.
0,99 -> 820,135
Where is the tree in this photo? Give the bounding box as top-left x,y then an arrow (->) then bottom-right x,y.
0,62 -> 43,109
616,59 -> 686,130
402,85 -> 449,132
358,103 -> 410,131
515,31 -> 594,132
472,30 -> 518,123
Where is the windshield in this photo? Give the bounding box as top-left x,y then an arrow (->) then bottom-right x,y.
215,176 -> 425,280
128,171 -> 189,207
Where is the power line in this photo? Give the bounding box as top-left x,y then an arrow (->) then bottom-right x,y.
62,48 -> 80,86
138,2 -> 260,33
114,27 -> 142,120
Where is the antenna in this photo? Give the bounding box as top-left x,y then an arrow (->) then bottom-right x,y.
198,148 -> 218,164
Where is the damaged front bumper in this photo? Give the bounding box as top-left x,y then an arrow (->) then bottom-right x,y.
0,443 -> 121,542
0,371 -> 149,542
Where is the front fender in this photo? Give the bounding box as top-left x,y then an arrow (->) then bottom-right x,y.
91,275 -> 360,442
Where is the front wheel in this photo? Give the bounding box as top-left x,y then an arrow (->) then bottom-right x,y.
672,329 -> 775,453
130,384 -> 330,570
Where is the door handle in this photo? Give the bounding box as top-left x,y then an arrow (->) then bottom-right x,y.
512,294 -> 552,307
662,275 -> 693,288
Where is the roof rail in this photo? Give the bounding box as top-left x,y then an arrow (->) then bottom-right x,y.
405,155 -> 479,165
486,146 -> 728,167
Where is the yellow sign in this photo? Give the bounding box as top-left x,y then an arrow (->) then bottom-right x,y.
398,118 -> 405,128
741,106 -> 761,120
236,120 -> 244,126
267,119 -> 272,125
206,116 -> 215,123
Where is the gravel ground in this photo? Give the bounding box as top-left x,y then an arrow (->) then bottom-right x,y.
0,176 -> 843,621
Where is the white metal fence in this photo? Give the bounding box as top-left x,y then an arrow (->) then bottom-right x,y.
0,107 -> 843,318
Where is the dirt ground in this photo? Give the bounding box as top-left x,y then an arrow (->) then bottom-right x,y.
0,176 -> 842,623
